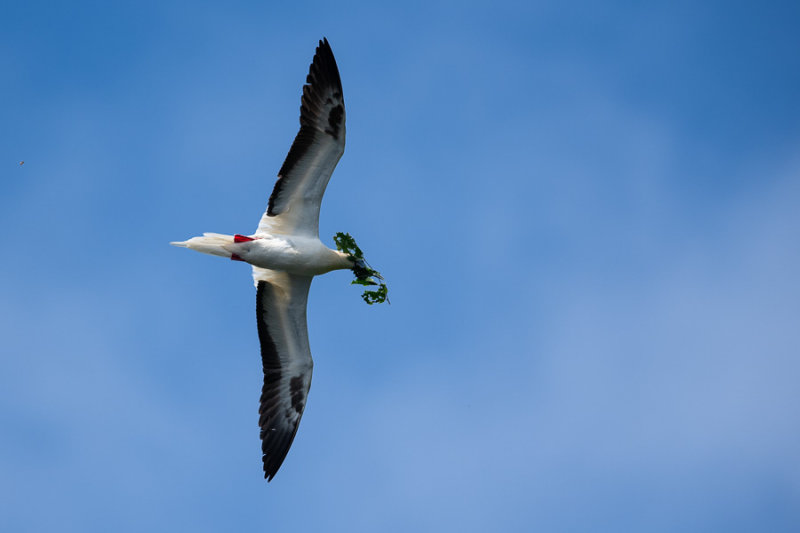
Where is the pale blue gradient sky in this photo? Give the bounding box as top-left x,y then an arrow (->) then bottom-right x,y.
2,1 -> 800,531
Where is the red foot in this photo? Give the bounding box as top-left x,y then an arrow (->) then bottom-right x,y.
234,234 -> 255,243
231,253 -> 244,262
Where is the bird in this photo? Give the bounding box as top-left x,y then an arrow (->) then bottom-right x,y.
171,38 -> 385,481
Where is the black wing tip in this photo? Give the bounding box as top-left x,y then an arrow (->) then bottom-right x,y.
259,408 -> 306,482
315,37 -> 335,67
261,440 -> 293,482
308,37 -> 342,94
263,461 -> 283,482
263,452 -> 281,481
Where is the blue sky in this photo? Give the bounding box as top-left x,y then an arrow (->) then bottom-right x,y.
2,1 -> 799,531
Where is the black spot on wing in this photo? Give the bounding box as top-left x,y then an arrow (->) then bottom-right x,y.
289,375 -> 305,414
325,104 -> 344,139
268,37 -> 345,217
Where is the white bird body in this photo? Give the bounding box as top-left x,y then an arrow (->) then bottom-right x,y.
240,235 -> 353,275
170,38 -> 368,481
173,233 -> 352,276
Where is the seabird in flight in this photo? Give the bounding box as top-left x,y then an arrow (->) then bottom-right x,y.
172,38 -> 386,481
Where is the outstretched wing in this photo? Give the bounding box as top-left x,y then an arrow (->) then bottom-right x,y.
254,268 -> 314,481
256,37 -> 346,238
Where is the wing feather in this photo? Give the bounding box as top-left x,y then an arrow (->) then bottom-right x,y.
256,38 -> 346,238
254,270 -> 314,481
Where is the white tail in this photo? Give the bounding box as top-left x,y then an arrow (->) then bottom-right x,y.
170,232 -> 235,258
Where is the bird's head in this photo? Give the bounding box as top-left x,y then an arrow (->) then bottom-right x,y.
334,232 -> 388,305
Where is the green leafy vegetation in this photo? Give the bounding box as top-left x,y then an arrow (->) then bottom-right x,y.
334,232 -> 389,305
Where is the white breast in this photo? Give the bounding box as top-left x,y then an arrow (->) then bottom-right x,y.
233,236 -> 349,276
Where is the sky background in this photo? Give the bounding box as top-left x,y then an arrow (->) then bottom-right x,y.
2,1 -> 800,531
